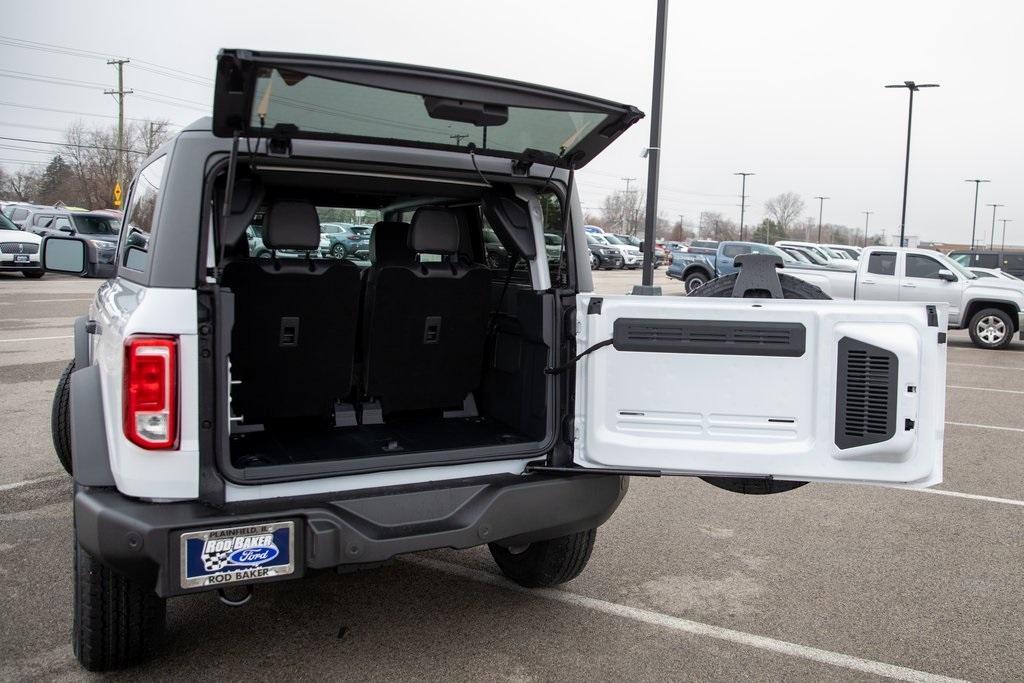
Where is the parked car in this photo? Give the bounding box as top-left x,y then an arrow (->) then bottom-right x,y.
967,267 -> 1022,281
0,210 -> 43,278
2,202 -> 53,228
825,244 -> 862,260
32,211 -> 120,278
775,240 -> 857,270
42,49 -> 947,672
613,233 -> 660,268
947,250 -> 1024,279
586,233 -> 624,269
667,241 -> 842,293
598,233 -> 641,269
319,222 -> 372,259
779,245 -> 827,265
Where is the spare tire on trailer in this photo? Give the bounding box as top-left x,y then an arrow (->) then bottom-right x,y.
687,270 -> 830,495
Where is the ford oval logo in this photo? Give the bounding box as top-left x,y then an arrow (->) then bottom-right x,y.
227,545 -> 279,567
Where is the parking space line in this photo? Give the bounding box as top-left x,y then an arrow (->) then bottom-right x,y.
947,385 -> 1024,395
945,420 -> 1024,433
404,556 -> 966,683
23,298 -> 94,303
0,335 -> 73,344
948,362 -> 1024,371
915,488 -> 1024,507
0,473 -> 66,492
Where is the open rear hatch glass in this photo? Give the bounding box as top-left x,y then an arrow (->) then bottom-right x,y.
213,49 -> 643,168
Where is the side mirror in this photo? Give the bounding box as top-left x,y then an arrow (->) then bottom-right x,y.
58,226 -> 73,233
42,236 -> 87,275
938,269 -> 957,282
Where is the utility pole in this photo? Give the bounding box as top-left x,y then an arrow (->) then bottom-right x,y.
449,134 -> 469,146
815,196 -> 829,243
1000,219 -> 1012,250
885,81 -> 939,247
620,177 -> 638,234
734,172 -> 754,240
965,179 -> 990,251
862,211 -> 873,247
105,59 -> 132,208
986,203 -> 1004,249
677,214 -> 684,240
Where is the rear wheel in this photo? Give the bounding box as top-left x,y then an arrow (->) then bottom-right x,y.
52,360 -> 74,474
489,529 -> 597,587
683,270 -> 710,293
689,270 -> 829,494
330,243 -> 346,259
73,538 -> 165,671
968,308 -> 1014,349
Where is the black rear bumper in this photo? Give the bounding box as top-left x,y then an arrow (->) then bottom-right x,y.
75,472 -> 627,597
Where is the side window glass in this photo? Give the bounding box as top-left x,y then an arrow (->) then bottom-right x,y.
120,155 -> 166,273
976,253 -> 999,268
11,208 -> 28,221
905,254 -> 944,279
867,251 -> 896,276
54,216 -> 73,231
1003,254 -> 1024,270
721,244 -> 749,258
540,191 -> 565,285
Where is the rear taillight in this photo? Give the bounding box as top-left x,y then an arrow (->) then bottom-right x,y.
348,235 -> 361,240
123,335 -> 178,449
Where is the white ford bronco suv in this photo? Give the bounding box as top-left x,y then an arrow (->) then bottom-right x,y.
42,50 -> 948,671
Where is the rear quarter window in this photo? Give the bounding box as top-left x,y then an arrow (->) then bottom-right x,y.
867,252 -> 897,276
119,155 -> 167,275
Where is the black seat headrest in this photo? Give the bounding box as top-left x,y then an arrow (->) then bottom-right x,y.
370,221 -> 415,266
409,207 -> 460,254
264,201 -> 320,250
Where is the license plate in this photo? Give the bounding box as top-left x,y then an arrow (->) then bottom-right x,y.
180,521 -> 294,589
13,255 -> 29,263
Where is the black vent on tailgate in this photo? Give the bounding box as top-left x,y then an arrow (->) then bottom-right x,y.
835,337 -> 898,449
612,319 -> 805,357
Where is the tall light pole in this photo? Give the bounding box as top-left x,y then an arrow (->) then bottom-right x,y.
636,0 -> 668,293
885,81 -> 939,247
986,203 -> 1004,249
862,211 -> 873,247
1000,219 -> 1012,250
734,172 -> 754,241
965,179 -> 990,251
815,196 -> 829,243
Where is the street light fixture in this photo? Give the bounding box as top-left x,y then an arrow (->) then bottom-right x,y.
862,211 -> 873,247
986,203 -> 1005,249
1000,219 -> 1012,251
885,81 -> 939,247
815,196 -> 829,242
965,179 -> 990,251
734,172 -> 754,240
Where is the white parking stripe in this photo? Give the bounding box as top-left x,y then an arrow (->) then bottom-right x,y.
24,297 -> 93,303
948,362 -> 1024,371
947,385 -> 1024,395
945,421 -> 1024,433
0,473 -> 66,492
404,556 -> 966,683
0,335 -> 73,343
915,488 -> 1024,507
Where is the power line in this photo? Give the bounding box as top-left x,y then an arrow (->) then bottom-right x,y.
0,100 -> 184,126
0,157 -> 51,166
0,134 -> 147,154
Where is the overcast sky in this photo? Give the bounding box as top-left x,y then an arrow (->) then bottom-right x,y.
2,0 -> 1021,244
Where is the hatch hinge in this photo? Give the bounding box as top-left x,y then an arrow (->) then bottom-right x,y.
267,124 -> 297,157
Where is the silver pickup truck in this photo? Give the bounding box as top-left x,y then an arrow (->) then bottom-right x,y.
786,247 -> 1024,349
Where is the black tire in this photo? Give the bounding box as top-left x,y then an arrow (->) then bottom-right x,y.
23,270 -> 45,279
489,529 -> 597,587
73,540 -> 165,671
967,308 -> 1015,350
52,360 -> 74,474
689,270 -> 828,495
683,270 -> 711,294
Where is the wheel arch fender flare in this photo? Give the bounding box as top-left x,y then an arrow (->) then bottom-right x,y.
73,314 -> 90,368
682,264 -> 714,280
963,299 -> 1020,331
71,364 -> 115,487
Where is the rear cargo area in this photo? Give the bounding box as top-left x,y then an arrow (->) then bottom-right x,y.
211,167 -> 562,482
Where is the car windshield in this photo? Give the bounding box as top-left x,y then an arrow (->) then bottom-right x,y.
544,234 -> 562,246
615,234 -> 640,246
0,212 -> 17,231
71,215 -> 120,235
586,234 -> 601,245
602,234 -> 625,245
350,225 -> 372,235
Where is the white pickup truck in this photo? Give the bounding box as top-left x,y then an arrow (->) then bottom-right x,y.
786,247 -> 1024,349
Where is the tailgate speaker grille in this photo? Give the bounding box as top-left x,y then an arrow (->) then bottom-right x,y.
835,337 -> 897,449
612,319 -> 805,357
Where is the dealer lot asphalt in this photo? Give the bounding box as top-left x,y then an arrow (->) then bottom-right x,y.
1,270 -> 1021,682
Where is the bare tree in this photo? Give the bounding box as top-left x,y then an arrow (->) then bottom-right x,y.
602,189 -> 645,236
763,192 -> 805,236
5,168 -> 41,201
698,211 -> 738,241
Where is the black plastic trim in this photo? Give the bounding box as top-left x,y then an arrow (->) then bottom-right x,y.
70,365 -> 115,487
926,305 -> 938,327
612,319 -> 806,357
74,472 -> 625,597
73,315 -> 90,368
